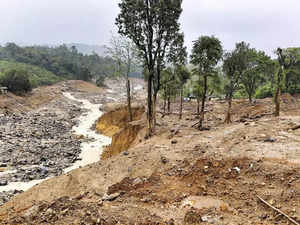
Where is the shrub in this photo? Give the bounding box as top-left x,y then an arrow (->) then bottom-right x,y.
255,82 -> 274,99
96,76 -> 106,87
0,69 -> 32,95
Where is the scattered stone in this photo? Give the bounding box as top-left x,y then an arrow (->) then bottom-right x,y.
133,177 -> 143,186
184,209 -> 203,224
264,137 -> 276,143
0,180 -> 8,186
161,156 -> 169,164
102,192 -> 121,201
232,167 -> 241,174
76,134 -> 85,140
123,151 -> 129,156
171,139 -> 178,144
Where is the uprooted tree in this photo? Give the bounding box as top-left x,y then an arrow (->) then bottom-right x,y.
116,0 -> 183,136
190,36 -> 223,129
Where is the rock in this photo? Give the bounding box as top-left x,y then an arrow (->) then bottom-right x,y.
76,134 -> 85,140
0,179 -> 8,186
171,139 -> 178,144
45,208 -> 55,216
264,137 -> 276,142
161,156 -> 169,164
123,151 -> 129,156
102,192 -> 121,201
133,177 -> 143,186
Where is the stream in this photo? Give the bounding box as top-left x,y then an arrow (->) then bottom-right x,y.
0,92 -> 111,192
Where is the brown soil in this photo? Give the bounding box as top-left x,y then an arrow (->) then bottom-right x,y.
1,89 -> 300,225
97,103 -> 146,160
96,103 -> 145,137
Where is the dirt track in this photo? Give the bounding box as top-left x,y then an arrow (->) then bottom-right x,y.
0,81 -> 299,224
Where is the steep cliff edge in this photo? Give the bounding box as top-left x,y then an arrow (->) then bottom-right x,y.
96,103 -> 145,159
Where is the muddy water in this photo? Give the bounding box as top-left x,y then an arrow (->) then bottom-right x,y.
0,93 -> 111,192
63,92 -> 111,173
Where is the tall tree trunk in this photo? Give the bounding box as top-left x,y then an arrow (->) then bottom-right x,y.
126,57 -> 133,122
147,72 -> 154,136
167,95 -> 171,113
225,93 -> 233,124
152,92 -> 157,128
285,73 -> 290,93
274,86 -> 281,117
197,98 -> 200,115
179,86 -> 183,120
199,75 -> 207,129
126,78 -> 133,122
163,88 -> 166,114
274,68 -> 283,117
248,94 -> 252,104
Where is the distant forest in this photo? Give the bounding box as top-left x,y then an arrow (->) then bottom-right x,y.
0,43 -> 121,83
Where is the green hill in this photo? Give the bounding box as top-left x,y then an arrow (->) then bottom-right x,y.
0,60 -> 63,88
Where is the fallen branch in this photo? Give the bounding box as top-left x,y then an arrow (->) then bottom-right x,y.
291,125 -> 300,131
257,196 -> 300,225
157,111 -> 180,116
191,121 -> 200,128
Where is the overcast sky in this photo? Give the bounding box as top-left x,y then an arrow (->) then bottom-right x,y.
1,0 -> 299,56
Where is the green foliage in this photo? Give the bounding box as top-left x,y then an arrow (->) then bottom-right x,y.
0,68 -> 32,95
0,60 -> 62,87
191,35 -> 223,107
160,68 -> 179,100
240,49 -> 274,102
0,43 -> 117,83
96,76 -> 106,87
116,0 -> 184,132
255,82 -> 274,99
223,42 -> 250,98
191,36 -> 223,72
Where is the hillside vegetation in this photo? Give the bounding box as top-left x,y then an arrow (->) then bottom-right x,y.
0,43 -> 118,86
0,60 -> 63,88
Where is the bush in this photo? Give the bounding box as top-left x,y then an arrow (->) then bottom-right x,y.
0,69 -> 32,95
0,60 -> 63,87
96,76 -> 106,87
233,88 -> 247,99
255,82 -> 274,99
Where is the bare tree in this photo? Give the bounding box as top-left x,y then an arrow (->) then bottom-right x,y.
106,34 -> 139,121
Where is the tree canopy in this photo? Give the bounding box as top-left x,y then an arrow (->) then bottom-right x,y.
116,0 -> 184,135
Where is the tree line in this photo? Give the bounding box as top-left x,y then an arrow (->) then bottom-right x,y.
0,43 -> 120,94
116,0 -> 300,135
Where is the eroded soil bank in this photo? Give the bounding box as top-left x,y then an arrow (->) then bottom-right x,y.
96,103 -> 145,159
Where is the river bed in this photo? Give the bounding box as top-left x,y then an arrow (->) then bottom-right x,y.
0,92 -> 111,193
